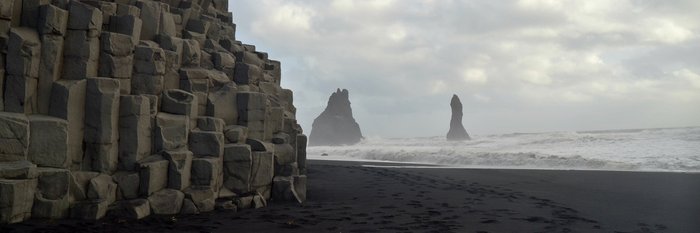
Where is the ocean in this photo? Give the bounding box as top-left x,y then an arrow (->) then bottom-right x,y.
307,127 -> 700,172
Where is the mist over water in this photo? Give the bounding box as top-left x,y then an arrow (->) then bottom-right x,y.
308,127 -> 700,172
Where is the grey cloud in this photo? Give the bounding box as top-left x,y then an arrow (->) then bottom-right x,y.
230,0 -> 700,137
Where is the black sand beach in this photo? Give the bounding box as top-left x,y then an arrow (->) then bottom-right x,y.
5,159 -> 699,233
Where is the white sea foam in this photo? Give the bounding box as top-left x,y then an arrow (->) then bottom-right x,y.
308,127 -> 700,172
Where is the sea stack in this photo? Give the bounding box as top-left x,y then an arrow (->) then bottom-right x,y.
309,89 -> 363,146
447,94 -> 471,141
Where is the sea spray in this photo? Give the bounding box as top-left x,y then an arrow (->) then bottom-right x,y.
309,127 -> 700,172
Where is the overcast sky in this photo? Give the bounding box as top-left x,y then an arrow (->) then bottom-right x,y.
229,0 -> 700,138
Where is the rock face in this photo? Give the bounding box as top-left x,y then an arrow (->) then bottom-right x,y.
446,94 -> 470,141
0,0 -> 306,224
309,89 -> 362,146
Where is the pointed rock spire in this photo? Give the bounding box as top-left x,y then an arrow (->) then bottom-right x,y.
447,94 -> 470,140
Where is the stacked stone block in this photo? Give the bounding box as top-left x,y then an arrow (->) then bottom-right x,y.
99,32 -> 135,94
118,95 -> 151,171
37,4 -> 68,114
5,28 -> 41,114
49,79 -> 86,170
63,1 -> 101,79
83,77 -> 120,174
0,0 -> 306,224
237,92 -> 269,141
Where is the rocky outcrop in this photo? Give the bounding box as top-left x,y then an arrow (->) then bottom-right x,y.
309,89 -> 362,146
446,94 -> 470,141
0,0 -> 306,224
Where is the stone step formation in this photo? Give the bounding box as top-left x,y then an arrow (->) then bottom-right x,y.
0,0 -> 307,224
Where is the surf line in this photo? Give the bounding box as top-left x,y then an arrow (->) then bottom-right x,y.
361,164 -> 700,173
361,165 -> 456,169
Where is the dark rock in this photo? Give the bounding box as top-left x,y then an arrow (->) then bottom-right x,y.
308,89 -> 362,146
446,94 -> 470,141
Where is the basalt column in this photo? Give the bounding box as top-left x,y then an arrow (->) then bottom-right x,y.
0,0 -> 306,224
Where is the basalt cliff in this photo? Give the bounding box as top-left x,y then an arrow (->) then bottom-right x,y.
0,0 -> 306,223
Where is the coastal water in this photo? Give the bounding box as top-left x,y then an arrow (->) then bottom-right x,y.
308,127 -> 700,172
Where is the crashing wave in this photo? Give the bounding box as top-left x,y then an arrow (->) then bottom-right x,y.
308,127 -> 700,172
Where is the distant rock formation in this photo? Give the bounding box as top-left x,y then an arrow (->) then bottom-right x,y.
447,94 -> 471,141
309,89 -> 363,146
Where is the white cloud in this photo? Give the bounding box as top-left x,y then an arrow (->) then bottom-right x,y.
646,19 -> 694,44
251,1 -> 316,37
520,70 -> 552,85
430,80 -> 448,94
674,69 -> 700,89
367,0 -> 396,10
516,0 -> 564,11
331,0 -> 354,10
331,0 -> 396,11
462,68 -> 488,84
473,94 -> 491,103
387,25 -> 407,41
561,91 -> 591,102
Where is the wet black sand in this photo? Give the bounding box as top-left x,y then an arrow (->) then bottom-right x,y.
4,159 -> 699,233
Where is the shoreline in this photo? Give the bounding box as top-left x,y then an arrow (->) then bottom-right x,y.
310,157 -> 700,174
4,159 -> 699,232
